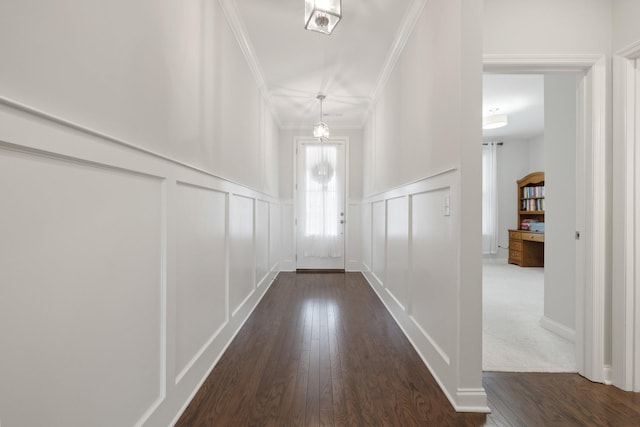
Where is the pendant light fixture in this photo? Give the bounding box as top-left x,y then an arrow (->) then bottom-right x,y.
304,0 -> 341,35
313,94 -> 330,141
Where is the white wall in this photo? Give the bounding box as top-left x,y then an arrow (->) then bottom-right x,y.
361,0 -> 486,411
0,0 -> 278,197
528,135 -> 545,172
543,74 -> 579,335
484,0 -> 611,55
0,0 -> 281,426
278,128 -> 364,271
489,140 -> 531,259
612,0 -> 640,52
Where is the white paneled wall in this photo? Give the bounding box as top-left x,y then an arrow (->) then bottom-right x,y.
410,188 -> 456,368
0,148 -> 164,427
0,105 -> 281,426
385,196 -> 409,310
229,195 -> 256,316
361,202 -> 373,271
372,201 -> 387,284
279,202 -> 296,271
361,169 -> 482,411
346,202 -> 362,271
175,183 -> 228,384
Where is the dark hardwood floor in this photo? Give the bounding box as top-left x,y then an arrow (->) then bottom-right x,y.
176,272 -> 640,426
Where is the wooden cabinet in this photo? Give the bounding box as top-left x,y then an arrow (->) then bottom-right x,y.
509,171 -> 545,267
508,229 -> 544,267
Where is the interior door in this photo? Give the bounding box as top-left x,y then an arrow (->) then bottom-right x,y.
296,140 -> 346,270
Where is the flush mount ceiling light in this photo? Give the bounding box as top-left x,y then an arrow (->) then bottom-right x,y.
313,94 -> 330,141
483,108 -> 508,130
304,0 -> 341,35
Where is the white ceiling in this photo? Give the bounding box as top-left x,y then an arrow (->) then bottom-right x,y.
228,1 -> 545,136
483,74 -> 544,142
232,0 -> 416,128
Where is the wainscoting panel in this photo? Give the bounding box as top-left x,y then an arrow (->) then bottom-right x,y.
360,169 -> 479,412
372,200 -> 387,285
269,203 -> 281,272
255,199 -> 270,286
280,202 -> 295,271
385,196 -> 410,310
346,202 -> 362,271
0,100 -> 282,426
410,187 -> 455,366
174,182 -> 228,384
361,202 -> 373,271
229,194 -> 256,316
0,148 -> 164,427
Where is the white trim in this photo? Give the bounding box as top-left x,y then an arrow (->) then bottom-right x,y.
482,54 -> 608,384
455,389 -> 492,414
369,0 -> 428,104
0,96 -> 279,201
613,44 -> 640,392
540,316 -> 576,343
217,0 -> 266,92
483,54 -> 603,72
617,40 -> 640,59
586,56 -> 608,383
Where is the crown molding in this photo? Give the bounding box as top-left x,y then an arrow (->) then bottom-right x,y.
616,39 -> 640,59
217,0 -> 282,127
369,0 -> 428,103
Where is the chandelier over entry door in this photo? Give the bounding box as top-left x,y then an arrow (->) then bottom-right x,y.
296,140 -> 346,270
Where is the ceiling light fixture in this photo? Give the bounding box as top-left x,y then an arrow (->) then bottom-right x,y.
483,108 -> 508,130
313,94 -> 330,141
304,0 -> 341,35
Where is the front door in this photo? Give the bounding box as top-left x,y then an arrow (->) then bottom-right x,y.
296,140 -> 346,270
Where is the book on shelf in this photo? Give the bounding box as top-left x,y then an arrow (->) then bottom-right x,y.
523,185 -> 545,198
521,198 -> 545,211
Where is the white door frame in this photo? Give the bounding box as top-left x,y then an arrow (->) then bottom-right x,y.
613,41 -> 640,392
483,54 -> 608,383
293,136 -> 349,270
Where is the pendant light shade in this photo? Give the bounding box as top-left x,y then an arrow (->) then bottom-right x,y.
313,95 -> 330,140
304,0 -> 341,35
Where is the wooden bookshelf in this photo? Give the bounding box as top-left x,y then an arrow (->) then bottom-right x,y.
517,171 -> 545,228
509,171 -> 545,267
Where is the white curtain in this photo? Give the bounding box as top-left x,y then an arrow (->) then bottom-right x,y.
302,144 -> 342,258
482,143 -> 499,254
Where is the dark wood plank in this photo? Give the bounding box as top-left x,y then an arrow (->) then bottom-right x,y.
176,272 -> 640,427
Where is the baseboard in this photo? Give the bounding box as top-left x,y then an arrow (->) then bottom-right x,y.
603,364 -> 612,385
540,316 -> 576,342
455,389 -> 491,413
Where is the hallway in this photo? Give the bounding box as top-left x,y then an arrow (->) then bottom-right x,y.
176,273 -> 640,426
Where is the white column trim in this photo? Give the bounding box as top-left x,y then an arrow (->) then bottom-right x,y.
613,43 -> 640,391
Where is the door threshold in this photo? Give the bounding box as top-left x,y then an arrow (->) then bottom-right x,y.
296,269 -> 346,274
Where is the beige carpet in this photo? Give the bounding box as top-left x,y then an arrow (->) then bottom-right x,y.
483,259 -> 576,372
